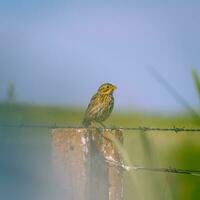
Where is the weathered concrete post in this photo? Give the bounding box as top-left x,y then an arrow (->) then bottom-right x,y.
52,128 -> 123,200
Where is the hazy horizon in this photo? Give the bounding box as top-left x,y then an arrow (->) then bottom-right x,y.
1,0 -> 200,113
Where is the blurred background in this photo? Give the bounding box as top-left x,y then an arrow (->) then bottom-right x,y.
1,0 -> 200,199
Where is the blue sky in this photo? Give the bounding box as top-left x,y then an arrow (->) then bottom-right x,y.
1,0 -> 200,112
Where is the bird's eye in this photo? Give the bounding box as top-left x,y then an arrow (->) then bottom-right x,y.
106,86 -> 109,89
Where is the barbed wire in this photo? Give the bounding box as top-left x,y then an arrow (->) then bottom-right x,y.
106,158 -> 200,177
1,123 -> 200,133
1,123 -> 200,177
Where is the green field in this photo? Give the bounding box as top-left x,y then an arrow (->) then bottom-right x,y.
1,103 -> 200,200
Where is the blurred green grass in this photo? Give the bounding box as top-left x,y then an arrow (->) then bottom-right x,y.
1,102 -> 200,200
0,102 -> 197,127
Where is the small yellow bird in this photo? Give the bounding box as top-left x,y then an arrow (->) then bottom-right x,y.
82,83 -> 117,127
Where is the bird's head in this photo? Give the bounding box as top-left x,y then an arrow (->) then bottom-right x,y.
97,83 -> 117,95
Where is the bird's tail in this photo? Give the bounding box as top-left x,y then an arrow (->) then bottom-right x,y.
82,119 -> 91,127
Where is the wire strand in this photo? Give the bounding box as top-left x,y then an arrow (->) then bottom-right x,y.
105,158 -> 200,177
1,123 -> 200,177
1,123 -> 200,133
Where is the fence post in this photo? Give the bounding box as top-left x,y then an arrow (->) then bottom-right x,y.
52,128 -> 123,200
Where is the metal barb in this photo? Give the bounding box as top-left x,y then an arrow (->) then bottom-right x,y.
105,158 -> 200,177
1,124 -> 200,133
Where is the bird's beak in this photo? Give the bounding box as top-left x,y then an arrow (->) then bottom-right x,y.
112,85 -> 117,90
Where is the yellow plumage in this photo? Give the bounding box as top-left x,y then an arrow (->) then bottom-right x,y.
82,83 -> 117,127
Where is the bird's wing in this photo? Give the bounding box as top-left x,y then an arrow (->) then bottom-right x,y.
84,93 -> 100,119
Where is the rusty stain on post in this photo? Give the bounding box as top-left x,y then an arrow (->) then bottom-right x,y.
52,128 -> 123,200
85,129 -> 109,200
101,130 -> 123,200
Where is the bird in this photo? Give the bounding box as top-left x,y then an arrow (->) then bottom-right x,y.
82,83 -> 117,127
